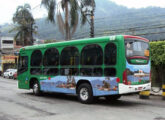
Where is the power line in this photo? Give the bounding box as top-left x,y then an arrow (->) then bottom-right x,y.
74,23 -> 165,36
31,4 -> 40,11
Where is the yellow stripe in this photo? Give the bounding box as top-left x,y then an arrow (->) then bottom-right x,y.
162,85 -> 165,89
162,92 -> 165,96
139,91 -> 150,96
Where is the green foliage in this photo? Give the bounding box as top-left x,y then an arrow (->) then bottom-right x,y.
150,41 -> 165,86
44,39 -> 57,43
150,41 -> 165,66
11,3 -> 37,46
41,0 -> 95,40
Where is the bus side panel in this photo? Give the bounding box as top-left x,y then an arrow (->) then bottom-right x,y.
18,52 -> 30,90
40,76 -> 77,94
126,61 -> 150,85
39,76 -> 119,96
18,72 -> 30,90
89,77 -> 119,96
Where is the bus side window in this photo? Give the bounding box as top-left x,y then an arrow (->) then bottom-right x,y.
81,44 -> 103,65
18,56 -> 28,74
30,50 -> 42,75
104,68 -> 116,76
105,43 -> 117,65
43,48 -> 59,76
60,47 -> 79,66
80,68 -> 92,76
81,44 -> 103,76
60,47 -> 79,76
60,68 -> 79,76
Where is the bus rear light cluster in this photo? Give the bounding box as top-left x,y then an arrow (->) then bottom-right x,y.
123,70 -> 128,85
149,70 -> 151,81
116,78 -> 120,83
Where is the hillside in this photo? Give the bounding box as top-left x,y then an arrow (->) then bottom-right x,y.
1,0 -> 165,41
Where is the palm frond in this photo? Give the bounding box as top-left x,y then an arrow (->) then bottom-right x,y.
70,0 -> 79,27
9,25 -> 20,33
41,0 -> 56,23
71,13 -> 78,35
61,0 -> 66,11
24,3 -> 31,10
57,12 -> 65,35
80,11 -> 87,25
14,31 -> 21,41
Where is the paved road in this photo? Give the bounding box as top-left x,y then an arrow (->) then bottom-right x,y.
0,77 -> 165,120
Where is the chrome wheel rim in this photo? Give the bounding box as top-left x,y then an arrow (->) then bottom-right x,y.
33,83 -> 38,94
80,88 -> 89,101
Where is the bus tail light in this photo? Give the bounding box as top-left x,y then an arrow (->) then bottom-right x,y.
116,78 -> 120,83
149,70 -> 151,81
123,70 -> 128,85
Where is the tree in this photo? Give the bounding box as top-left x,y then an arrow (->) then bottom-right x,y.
41,0 -> 95,40
81,0 -> 95,38
11,4 -> 36,46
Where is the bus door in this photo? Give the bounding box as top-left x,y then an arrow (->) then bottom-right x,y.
18,55 -> 29,89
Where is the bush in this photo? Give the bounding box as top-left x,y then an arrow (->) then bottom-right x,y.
150,41 -> 165,86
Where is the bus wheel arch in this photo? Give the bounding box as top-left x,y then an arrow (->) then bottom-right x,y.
30,78 -> 41,96
76,80 -> 93,104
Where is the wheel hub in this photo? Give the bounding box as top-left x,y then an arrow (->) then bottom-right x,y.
33,84 -> 38,94
80,88 -> 89,101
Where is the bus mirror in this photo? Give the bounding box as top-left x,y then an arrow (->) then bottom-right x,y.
144,50 -> 149,56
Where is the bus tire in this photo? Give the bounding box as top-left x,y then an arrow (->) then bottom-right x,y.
77,83 -> 93,104
105,95 -> 121,101
32,81 -> 41,96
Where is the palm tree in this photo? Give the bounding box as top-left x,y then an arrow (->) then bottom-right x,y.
81,0 -> 95,37
41,0 -> 95,40
11,4 -> 36,46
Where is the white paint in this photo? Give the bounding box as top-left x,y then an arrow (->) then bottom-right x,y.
109,36 -> 116,41
110,0 -> 165,9
0,0 -> 47,24
118,83 -> 151,94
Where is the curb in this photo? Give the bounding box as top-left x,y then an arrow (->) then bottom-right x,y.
150,90 -> 162,96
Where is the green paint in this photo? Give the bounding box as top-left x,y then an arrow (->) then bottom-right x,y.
130,59 -> 148,64
18,35 -> 149,91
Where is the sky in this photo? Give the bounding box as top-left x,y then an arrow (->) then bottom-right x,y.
0,0 -> 47,25
110,0 -> 165,8
0,0 -> 165,25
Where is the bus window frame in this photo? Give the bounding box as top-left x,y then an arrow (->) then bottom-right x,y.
124,38 -> 149,65
18,55 -> 28,75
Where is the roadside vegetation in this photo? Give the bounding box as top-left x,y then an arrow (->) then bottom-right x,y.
150,41 -> 165,87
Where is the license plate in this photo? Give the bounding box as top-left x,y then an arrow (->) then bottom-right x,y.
138,87 -> 143,90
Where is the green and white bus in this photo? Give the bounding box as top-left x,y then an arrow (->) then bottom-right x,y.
18,35 -> 151,104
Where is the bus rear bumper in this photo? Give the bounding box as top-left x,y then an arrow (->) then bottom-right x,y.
118,83 -> 151,94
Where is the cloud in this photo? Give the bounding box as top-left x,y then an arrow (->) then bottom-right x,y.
110,0 -> 165,8
0,0 -> 47,24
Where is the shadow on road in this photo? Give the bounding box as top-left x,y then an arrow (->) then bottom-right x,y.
19,92 -> 145,107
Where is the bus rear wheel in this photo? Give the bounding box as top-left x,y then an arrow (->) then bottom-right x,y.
105,95 -> 121,101
77,83 -> 93,104
32,81 -> 41,96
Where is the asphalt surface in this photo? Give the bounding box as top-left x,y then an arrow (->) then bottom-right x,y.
0,77 -> 165,120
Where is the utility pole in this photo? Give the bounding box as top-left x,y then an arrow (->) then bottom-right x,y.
90,10 -> 94,38
30,19 -> 34,45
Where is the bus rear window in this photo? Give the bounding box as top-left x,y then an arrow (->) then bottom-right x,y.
125,39 -> 149,58
125,38 -> 149,64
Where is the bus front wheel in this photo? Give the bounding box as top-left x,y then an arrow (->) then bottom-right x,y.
32,81 -> 41,96
77,83 -> 93,104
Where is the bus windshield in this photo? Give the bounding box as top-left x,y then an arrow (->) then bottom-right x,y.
125,39 -> 149,58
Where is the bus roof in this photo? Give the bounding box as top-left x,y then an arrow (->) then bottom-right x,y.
19,35 -> 149,52
20,35 -> 123,51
